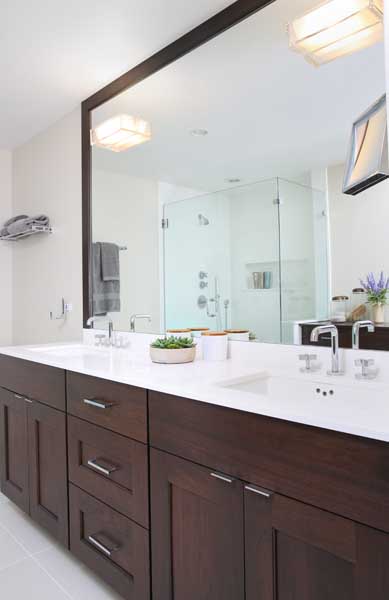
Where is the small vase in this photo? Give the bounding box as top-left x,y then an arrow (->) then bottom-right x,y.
372,303 -> 385,324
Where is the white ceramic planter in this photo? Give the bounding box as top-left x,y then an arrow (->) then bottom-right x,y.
372,303 -> 385,324
150,346 -> 196,364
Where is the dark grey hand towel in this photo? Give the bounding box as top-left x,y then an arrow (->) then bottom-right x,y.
92,242 -> 121,314
100,243 -> 120,281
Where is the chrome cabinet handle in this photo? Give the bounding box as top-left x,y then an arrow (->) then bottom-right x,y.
14,394 -> 33,404
88,534 -> 119,557
87,459 -> 117,476
245,484 -> 272,499
210,472 -> 234,484
83,398 -> 114,409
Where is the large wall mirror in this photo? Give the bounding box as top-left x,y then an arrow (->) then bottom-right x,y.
84,0 -> 388,348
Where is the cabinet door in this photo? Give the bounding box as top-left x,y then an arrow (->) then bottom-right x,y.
151,448 -> 244,600
28,401 -> 69,545
0,388 -> 29,512
244,484 -> 389,600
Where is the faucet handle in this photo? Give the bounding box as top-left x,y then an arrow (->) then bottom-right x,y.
355,358 -> 377,380
94,334 -> 107,347
355,359 -> 374,367
299,354 -> 318,373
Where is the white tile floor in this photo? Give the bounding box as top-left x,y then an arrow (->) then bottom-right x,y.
0,491 -> 122,599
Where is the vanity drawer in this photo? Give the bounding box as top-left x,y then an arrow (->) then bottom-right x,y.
68,416 -> 149,527
67,372 -> 147,442
69,484 -> 150,600
149,391 -> 389,535
0,355 -> 65,411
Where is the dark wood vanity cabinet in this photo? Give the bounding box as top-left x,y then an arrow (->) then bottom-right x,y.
28,399 -> 68,544
245,486 -> 389,600
0,388 -> 29,512
2,356 -> 389,600
149,391 -> 389,600
151,446 -> 389,600
66,372 -> 150,599
0,378 -> 68,545
150,448 -> 245,600
69,484 -> 150,600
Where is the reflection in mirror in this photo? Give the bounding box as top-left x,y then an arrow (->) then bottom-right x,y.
89,0 -> 386,346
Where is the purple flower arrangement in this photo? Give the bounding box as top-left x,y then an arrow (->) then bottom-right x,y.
360,272 -> 389,306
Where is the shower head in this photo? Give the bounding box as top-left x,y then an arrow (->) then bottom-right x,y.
198,214 -> 210,226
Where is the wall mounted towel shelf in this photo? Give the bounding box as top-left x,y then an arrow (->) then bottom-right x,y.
0,225 -> 53,242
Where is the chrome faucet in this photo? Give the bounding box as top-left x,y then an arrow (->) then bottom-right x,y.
352,320 -> 375,350
86,315 -> 113,341
130,314 -> 152,332
310,324 -> 343,375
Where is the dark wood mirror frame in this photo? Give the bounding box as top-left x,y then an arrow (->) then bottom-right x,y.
81,0 -> 275,327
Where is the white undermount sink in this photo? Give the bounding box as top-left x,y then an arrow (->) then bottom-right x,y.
219,372 -> 333,403
28,344 -> 109,358
217,372 -> 389,435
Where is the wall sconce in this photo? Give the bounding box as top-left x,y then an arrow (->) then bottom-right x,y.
343,94 -> 389,195
288,0 -> 384,67
90,114 -> 151,152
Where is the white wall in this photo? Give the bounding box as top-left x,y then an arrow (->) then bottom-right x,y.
0,150 -> 13,345
11,109 -> 82,344
328,163 -> 389,318
92,169 -> 160,333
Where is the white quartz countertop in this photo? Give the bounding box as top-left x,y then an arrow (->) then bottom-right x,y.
1,340 -> 389,443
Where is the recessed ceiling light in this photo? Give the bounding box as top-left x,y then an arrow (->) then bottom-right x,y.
190,128 -> 208,137
226,178 -> 241,183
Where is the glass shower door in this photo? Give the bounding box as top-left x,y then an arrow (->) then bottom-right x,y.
226,179 -> 281,343
278,178 -> 329,344
163,190 -> 230,332
163,178 -> 282,343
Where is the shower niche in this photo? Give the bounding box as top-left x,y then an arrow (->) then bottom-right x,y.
163,177 -> 329,345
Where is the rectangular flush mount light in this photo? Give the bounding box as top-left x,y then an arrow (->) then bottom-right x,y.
90,114 -> 151,152
288,0 -> 384,66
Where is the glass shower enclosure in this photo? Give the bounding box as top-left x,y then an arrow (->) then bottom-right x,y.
163,177 -> 329,344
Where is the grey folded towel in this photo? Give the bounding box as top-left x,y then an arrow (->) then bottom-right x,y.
0,215 -> 29,237
3,215 -> 28,228
92,242 -> 120,314
101,243 -> 120,281
7,214 -> 49,236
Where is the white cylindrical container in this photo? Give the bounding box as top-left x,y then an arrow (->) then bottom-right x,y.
224,329 -> 250,342
331,296 -> 349,322
201,332 -> 228,361
166,329 -> 192,339
190,327 -> 210,339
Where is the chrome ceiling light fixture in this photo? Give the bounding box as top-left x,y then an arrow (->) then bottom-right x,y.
287,0 -> 384,67
90,114 -> 151,152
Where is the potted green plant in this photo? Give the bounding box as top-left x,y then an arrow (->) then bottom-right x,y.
360,272 -> 389,324
150,336 -> 196,364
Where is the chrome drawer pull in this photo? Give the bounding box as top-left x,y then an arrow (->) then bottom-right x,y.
83,398 -> 113,409
210,472 -> 234,484
88,534 -> 119,557
245,484 -> 272,499
87,459 -> 117,476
